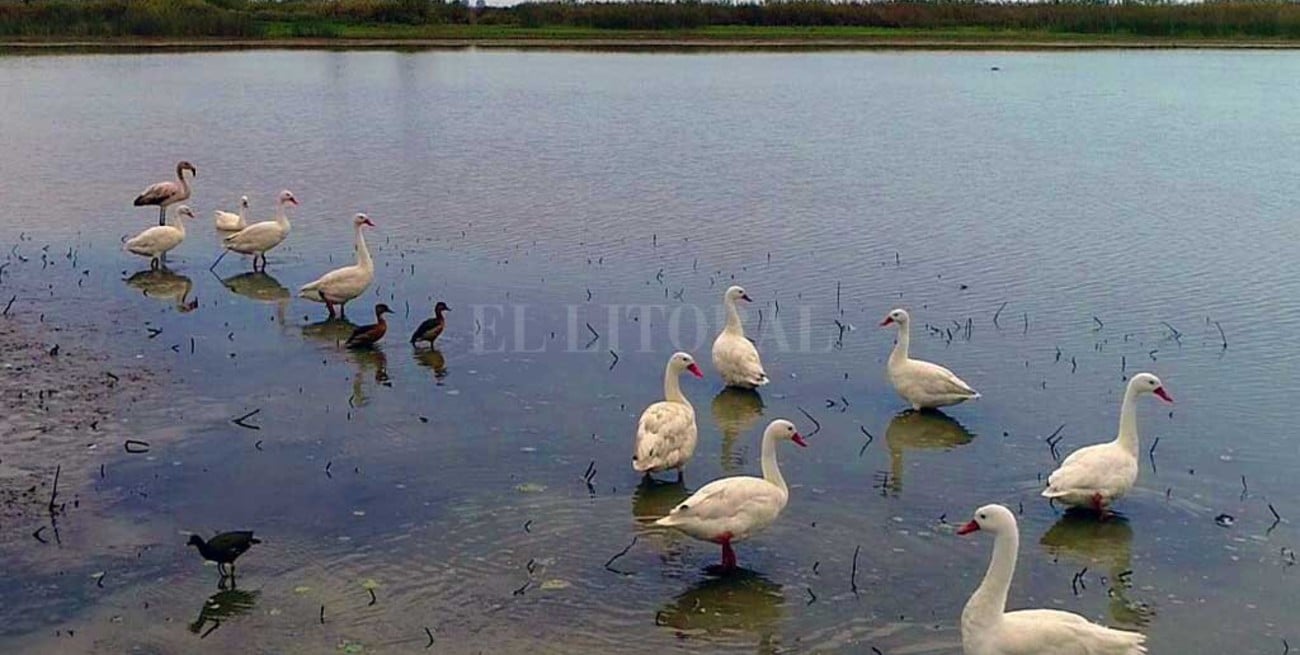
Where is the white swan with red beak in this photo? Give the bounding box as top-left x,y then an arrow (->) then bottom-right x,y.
655,419 -> 806,570
958,504 -> 1147,654
712,285 -> 769,388
633,352 -> 704,479
880,308 -> 979,410
1043,373 -> 1173,512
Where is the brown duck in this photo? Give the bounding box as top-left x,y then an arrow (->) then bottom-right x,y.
410,301 -> 450,346
346,303 -> 393,349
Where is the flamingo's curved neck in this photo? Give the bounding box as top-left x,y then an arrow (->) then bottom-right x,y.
175,165 -> 191,197
1115,384 -> 1142,456
890,320 -> 911,363
759,430 -> 788,496
963,525 -> 1017,630
663,363 -> 687,404
355,225 -> 372,272
723,296 -> 744,337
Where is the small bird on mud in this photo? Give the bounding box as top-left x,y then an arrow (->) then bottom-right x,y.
187,530 -> 261,578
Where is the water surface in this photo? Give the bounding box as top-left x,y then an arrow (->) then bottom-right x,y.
1,49 -> 1297,654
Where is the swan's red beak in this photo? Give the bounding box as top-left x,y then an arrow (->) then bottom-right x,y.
879,317 -> 895,327
740,293 -> 753,302
687,363 -> 703,379
957,520 -> 980,535
791,432 -> 808,447
1154,386 -> 1173,403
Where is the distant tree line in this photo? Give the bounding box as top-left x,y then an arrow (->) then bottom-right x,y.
3,0 -> 1300,39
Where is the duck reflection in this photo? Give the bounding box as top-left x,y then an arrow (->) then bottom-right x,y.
189,586 -> 259,636
711,388 -> 764,474
125,268 -> 198,313
884,410 -> 974,495
656,569 -> 782,652
413,348 -> 449,383
349,348 -> 389,406
1040,512 -> 1153,626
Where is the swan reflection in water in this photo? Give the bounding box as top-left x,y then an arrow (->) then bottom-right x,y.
711,388 -> 764,474
413,348 -> 448,383
219,271 -> 290,323
125,268 -> 198,313
300,318 -> 389,405
189,586 -> 259,636
884,410 -> 974,495
632,476 -> 692,556
656,569 -> 783,653
1040,512 -> 1154,627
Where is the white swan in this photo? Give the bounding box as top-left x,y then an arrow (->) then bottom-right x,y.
633,352 -> 704,479
125,205 -> 194,268
134,161 -> 196,226
712,285 -> 769,388
218,190 -> 297,272
958,504 -> 1147,655
1042,373 -> 1172,512
298,213 -> 375,319
655,419 -> 806,570
880,308 -> 979,410
214,195 -> 249,231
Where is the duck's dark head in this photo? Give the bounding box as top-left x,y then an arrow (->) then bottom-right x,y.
434,301 -> 450,313
375,303 -> 393,317
186,534 -> 204,547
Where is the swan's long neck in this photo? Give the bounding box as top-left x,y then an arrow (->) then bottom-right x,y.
275,200 -> 291,231
171,214 -> 186,236
964,526 -> 1018,629
759,431 -> 788,496
890,320 -> 911,363
355,225 -> 372,272
723,296 -> 744,337
663,363 -> 689,405
1115,385 -> 1141,456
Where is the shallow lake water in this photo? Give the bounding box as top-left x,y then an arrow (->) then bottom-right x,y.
1,49 -> 1297,654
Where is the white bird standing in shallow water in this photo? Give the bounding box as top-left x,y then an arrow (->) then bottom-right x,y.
134,161 -> 196,226
214,195 -> 249,231
215,190 -> 297,272
654,419 -> 806,571
880,308 -> 979,410
1042,373 -> 1172,514
298,213 -> 375,319
125,205 -> 195,268
957,504 -> 1148,655
632,352 -> 704,480
712,285 -> 769,388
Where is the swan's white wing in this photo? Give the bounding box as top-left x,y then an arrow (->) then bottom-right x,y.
906,359 -> 978,397
992,609 -> 1146,654
223,221 -> 282,250
633,401 -> 696,471
1044,444 -> 1136,498
712,333 -> 769,386
662,477 -> 781,524
125,226 -> 182,255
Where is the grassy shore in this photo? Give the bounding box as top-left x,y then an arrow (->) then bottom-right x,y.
6,25 -> 1300,51
4,1 -> 1300,51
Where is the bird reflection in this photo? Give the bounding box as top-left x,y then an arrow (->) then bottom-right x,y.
1040,512 -> 1153,626
219,271 -> 290,324
125,268 -> 198,313
633,476 -> 692,525
189,587 -> 259,637
884,410 -> 974,495
349,347 -> 389,406
711,388 -> 764,474
656,569 -> 783,653
413,348 -> 449,383
301,317 -> 359,346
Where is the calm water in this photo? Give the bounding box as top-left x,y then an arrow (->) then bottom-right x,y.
1,49 -> 1297,654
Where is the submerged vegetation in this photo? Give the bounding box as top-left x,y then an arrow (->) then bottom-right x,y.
3,0 -> 1300,42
